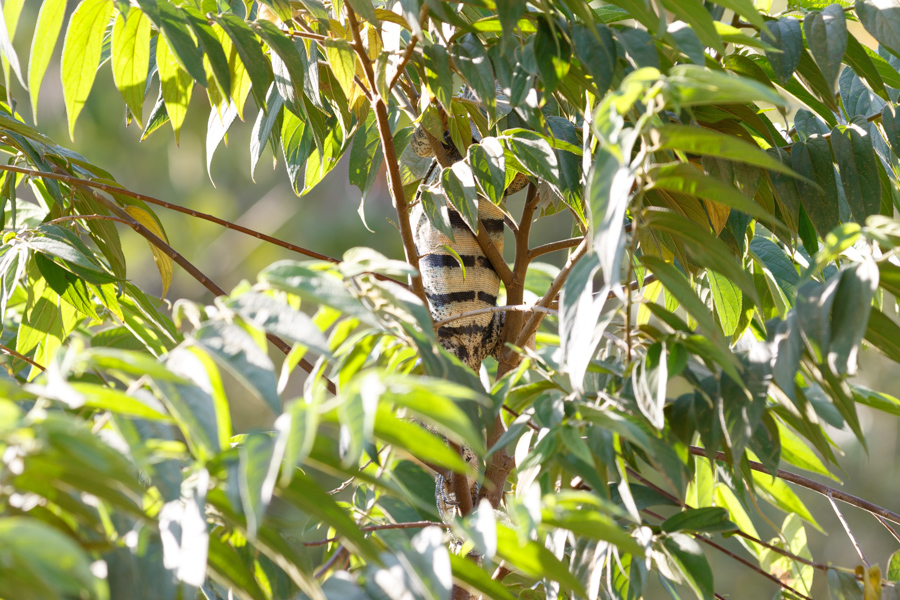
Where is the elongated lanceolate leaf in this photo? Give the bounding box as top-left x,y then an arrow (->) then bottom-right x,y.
831,125 -> 881,223
157,34 -> 193,144
803,5 -> 847,92
111,9 -> 151,128
28,0 -> 66,121
829,258 -> 878,376
764,18 -> 802,85
468,137 -> 506,205
791,136 -> 840,238
452,33 -> 496,121
441,162 -> 479,233
855,0 -> 900,61
61,0 -> 113,140
572,23 -> 617,95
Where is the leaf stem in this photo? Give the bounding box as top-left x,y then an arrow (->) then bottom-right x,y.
0,343 -> 44,372
827,490 -> 871,568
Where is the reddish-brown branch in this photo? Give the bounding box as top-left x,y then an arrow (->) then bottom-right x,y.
687,447 -> 900,525
0,343 -> 45,372
345,5 -> 428,307
528,236 -> 584,260
448,441 -> 474,516
388,38 -> 419,92
78,197 -> 337,395
475,219 -> 514,287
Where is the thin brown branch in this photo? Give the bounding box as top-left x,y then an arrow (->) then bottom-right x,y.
2,164 -> 406,290
314,545 -> 348,578
388,38 -> 419,92
85,195 -> 337,395
513,237 -> 588,350
285,23 -> 327,42
528,237 -> 584,260
687,447 -> 900,526
305,521 -> 449,547
876,515 -> 900,545
345,5 -> 428,307
644,508 -> 814,600
433,304 -> 558,329
0,343 -> 44,371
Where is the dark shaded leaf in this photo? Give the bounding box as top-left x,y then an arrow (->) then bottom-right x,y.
803,5 -> 847,92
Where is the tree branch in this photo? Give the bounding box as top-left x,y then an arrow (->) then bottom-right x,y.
528,237 -> 584,260
0,343 -> 45,372
344,5 -> 429,308
475,218 -> 514,287
82,197 -> 337,395
688,446 -> 900,525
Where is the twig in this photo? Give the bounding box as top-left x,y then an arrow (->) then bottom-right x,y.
305,521 -> 449,546
345,5 -> 429,307
827,490 -> 870,568
528,237 -> 584,260
644,508 -> 814,600
448,440 -> 474,516
433,304 -> 558,329
313,545 -> 347,578
687,447 -> 900,526
876,515 -> 900,545
513,237 -> 588,350
0,165 -> 363,269
388,37 -> 419,92
0,343 -> 44,371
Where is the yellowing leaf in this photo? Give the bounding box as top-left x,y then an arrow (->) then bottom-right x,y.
703,199 -> 731,235
156,33 -> 193,144
857,565 -> 882,600
124,206 -> 173,297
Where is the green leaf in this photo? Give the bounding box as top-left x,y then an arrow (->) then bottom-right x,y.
843,34 -> 889,101
27,0 -> 67,122
224,291 -> 331,356
643,210 -> 759,306
468,137 -> 506,205
279,473 -> 381,561
214,13 -> 273,110
827,567 -> 863,599
648,163 -> 781,227
193,320 -> 281,414
69,382 -> 170,420
424,43 -> 453,110
881,103 -> 900,160
111,8 -> 151,128
855,0 -> 900,61
653,125 -> 802,177
803,5 -> 847,92
831,124 -> 881,223
452,33 -> 496,121
641,256 -> 741,379
888,550 -> 900,581
157,33 -> 194,143
504,130 -> 559,183
183,6 -> 231,98
239,432 -> 281,540
348,108 -> 382,200
374,406 -> 475,475
534,16 -> 571,93
495,526 -> 587,596
764,18 -> 803,85
441,162 -> 479,233
322,38 -> 357,100
829,258 -> 878,375
60,0 -> 114,140
543,509 -> 645,555
667,64 -> 786,108
136,1 -> 206,83
862,44 -> 900,89
281,107 -> 314,194
661,507 -> 738,534
449,554 -> 516,600
709,270 -> 742,337
661,0 -> 724,53
572,23 -> 617,95
254,20 -> 306,109
863,306 -> 900,364
791,136 -> 840,238
0,518 -> 99,600
206,536 -> 268,600
661,533 -> 714,600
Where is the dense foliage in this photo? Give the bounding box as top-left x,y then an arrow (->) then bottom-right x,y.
3,0 -> 900,598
